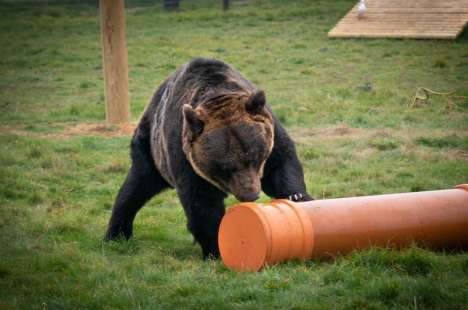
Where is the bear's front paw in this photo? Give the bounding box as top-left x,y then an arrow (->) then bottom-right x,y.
288,192 -> 313,202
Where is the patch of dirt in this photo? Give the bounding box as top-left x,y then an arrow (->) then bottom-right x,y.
290,124 -> 367,144
370,128 -> 395,139
0,122 -> 137,139
61,123 -> 137,138
454,150 -> 468,160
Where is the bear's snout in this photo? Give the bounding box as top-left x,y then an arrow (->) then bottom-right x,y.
230,171 -> 261,202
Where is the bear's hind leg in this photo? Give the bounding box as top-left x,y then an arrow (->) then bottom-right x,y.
104,134 -> 169,241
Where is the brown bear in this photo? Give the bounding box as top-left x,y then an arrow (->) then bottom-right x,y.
104,58 -> 312,258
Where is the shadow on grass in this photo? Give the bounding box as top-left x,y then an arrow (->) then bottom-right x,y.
457,26 -> 468,43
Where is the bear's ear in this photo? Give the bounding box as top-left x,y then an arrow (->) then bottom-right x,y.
245,90 -> 266,114
183,104 -> 204,140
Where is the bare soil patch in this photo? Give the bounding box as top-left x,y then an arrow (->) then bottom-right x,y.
61,123 -> 137,138
290,124 -> 368,144
0,122 -> 137,139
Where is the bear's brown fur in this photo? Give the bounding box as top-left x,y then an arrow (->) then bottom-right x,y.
105,58 -> 312,258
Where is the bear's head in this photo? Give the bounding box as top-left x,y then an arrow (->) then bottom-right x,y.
182,90 -> 274,202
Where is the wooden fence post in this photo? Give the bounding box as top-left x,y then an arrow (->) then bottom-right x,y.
100,0 -> 130,124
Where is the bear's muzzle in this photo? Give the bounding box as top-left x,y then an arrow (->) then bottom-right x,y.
230,169 -> 261,202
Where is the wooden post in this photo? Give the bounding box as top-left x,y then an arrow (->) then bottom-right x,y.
100,0 -> 130,124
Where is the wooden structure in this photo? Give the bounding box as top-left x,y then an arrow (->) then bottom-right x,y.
328,0 -> 468,39
100,0 -> 130,124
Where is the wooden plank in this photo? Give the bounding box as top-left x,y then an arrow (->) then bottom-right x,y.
329,30 -> 458,39
100,0 -> 130,124
333,25 -> 466,31
331,29 -> 460,34
357,0 -> 468,7
331,24 -> 463,30
341,16 -> 468,20
333,20 -> 465,26
330,26 -> 461,32
342,13 -> 468,18
347,8 -> 468,13
335,22 -> 468,28
359,4 -> 468,8
331,30 -> 461,34
329,28 -> 459,34
328,0 -> 468,39
338,20 -> 467,25
329,33 -> 457,39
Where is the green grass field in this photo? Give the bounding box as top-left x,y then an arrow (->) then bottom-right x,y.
1,0 -> 467,308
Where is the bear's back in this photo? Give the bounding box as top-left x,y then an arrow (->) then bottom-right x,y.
178,58 -> 256,107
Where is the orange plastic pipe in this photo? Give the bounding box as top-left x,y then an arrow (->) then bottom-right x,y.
218,185 -> 468,272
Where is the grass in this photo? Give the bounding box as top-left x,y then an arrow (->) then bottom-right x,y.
1,0 -> 467,308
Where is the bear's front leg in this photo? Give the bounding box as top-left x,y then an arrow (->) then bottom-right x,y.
177,177 -> 226,259
261,157 -> 313,203
105,132 -> 170,241
261,120 -> 313,202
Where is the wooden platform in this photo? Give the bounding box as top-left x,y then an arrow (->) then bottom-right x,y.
328,0 -> 468,39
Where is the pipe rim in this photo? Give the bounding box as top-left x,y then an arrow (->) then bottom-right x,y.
218,203 -> 269,272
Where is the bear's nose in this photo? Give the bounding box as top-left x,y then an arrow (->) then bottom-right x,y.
237,192 -> 259,202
